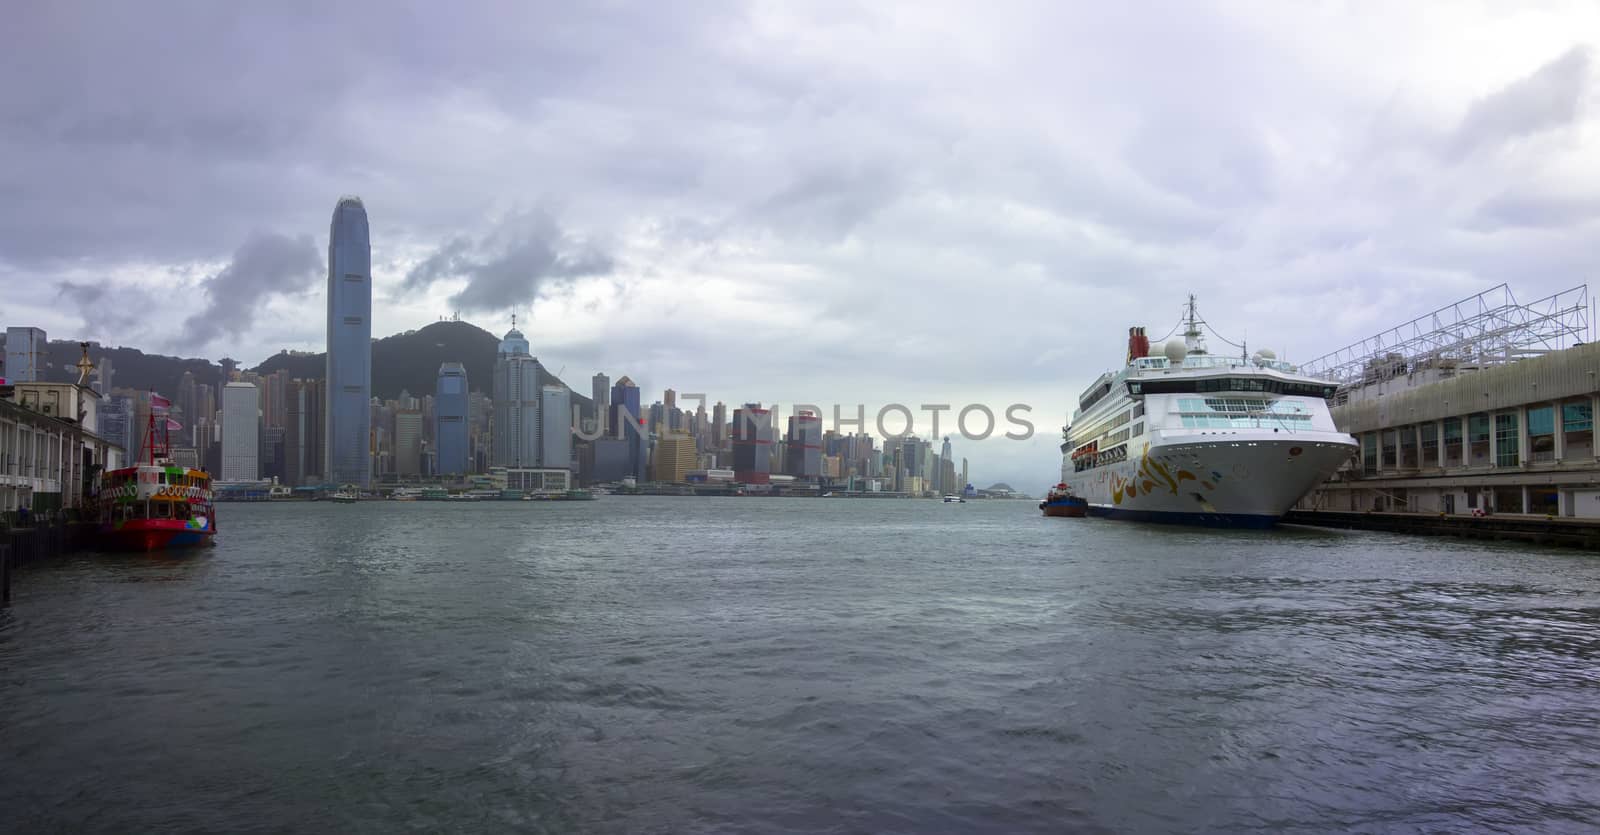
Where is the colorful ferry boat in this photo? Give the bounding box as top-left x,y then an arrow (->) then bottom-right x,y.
90,396 -> 216,551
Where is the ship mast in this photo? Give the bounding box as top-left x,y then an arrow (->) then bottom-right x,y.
1183,294 -> 1209,355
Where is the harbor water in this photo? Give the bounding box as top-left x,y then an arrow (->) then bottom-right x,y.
3,498 -> 1599,832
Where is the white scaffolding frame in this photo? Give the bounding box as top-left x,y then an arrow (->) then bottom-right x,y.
1300,284 -> 1591,387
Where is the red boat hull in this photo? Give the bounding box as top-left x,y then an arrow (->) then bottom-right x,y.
97,521 -> 215,552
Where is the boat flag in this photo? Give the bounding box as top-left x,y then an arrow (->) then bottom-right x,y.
166,418 -> 184,431
151,392 -> 172,409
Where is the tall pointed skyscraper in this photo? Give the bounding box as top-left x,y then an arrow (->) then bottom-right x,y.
326,196 -> 372,487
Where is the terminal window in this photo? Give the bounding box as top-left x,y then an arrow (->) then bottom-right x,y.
1494,413 -> 1519,467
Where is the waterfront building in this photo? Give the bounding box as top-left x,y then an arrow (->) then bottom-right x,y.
732,403 -> 773,484
786,412 -> 822,480
498,467 -> 572,495
492,320 -> 544,468
394,409 -> 423,477
221,381 -> 260,482
326,196 -> 372,487
584,438 -> 632,484
434,362 -> 470,477
540,384 -> 572,471
653,433 -> 697,483
1298,284 -> 1600,518
2,384 -> 121,513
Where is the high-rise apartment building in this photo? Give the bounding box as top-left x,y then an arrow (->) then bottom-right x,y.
221,381 -> 260,482
326,196 -> 372,487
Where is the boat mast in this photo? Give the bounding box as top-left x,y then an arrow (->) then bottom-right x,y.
1183,294 -> 1209,355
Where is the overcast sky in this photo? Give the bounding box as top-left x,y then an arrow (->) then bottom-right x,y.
5,2 -> 1598,488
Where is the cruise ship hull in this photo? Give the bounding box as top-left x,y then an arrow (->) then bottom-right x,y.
1065,437 -> 1355,528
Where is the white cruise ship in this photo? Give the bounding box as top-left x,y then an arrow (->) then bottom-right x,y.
1061,298 -> 1357,527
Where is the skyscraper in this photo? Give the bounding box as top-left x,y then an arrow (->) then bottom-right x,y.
4,326 -> 46,383
653,434 -> 696,483
177,371 -> 197,427
540,384 -> 572,471
609,376 -> 646,479
285,378 -> 325,486
394,410 -> 423,477
493,320 -> 544,467
326,196 -> 372,487
937,436 -> 953,493
221,381 -> 260,482
732,403 -> 772,484
592,373 -> 610,416
786,411 -> 823,480
712,401 -> 728,450
263,369 -> 289,429
435,362 -> 470,477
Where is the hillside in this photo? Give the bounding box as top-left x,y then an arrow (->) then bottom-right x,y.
251,320 -> 595,415
11,321 -> 592,419
25,339 -> 223,396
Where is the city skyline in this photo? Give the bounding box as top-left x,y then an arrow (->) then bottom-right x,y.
10,4 -> 1600,490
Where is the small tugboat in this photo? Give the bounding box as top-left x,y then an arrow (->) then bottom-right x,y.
90,393 -> 217,551
942,495 -> 966,503
1040,483 -> 1088,518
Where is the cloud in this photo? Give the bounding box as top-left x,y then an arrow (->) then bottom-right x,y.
11,2 -> 1600,489
1471,188 -> 1600,231
1449,45 -> 1591,159
400,209 -> 614,315
180,233 -> 319,348
56,279 -> 149,337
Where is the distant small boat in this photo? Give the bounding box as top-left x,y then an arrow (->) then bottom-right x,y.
1040,484 -> 1087,517
942,495 -> 966,503
330,491 -> 359,504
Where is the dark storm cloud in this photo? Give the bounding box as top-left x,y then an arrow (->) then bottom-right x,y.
181,233 -> 320,348
401,210 -> 614,315
56,280 -> 148,338
1449,45 -> 1591,159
